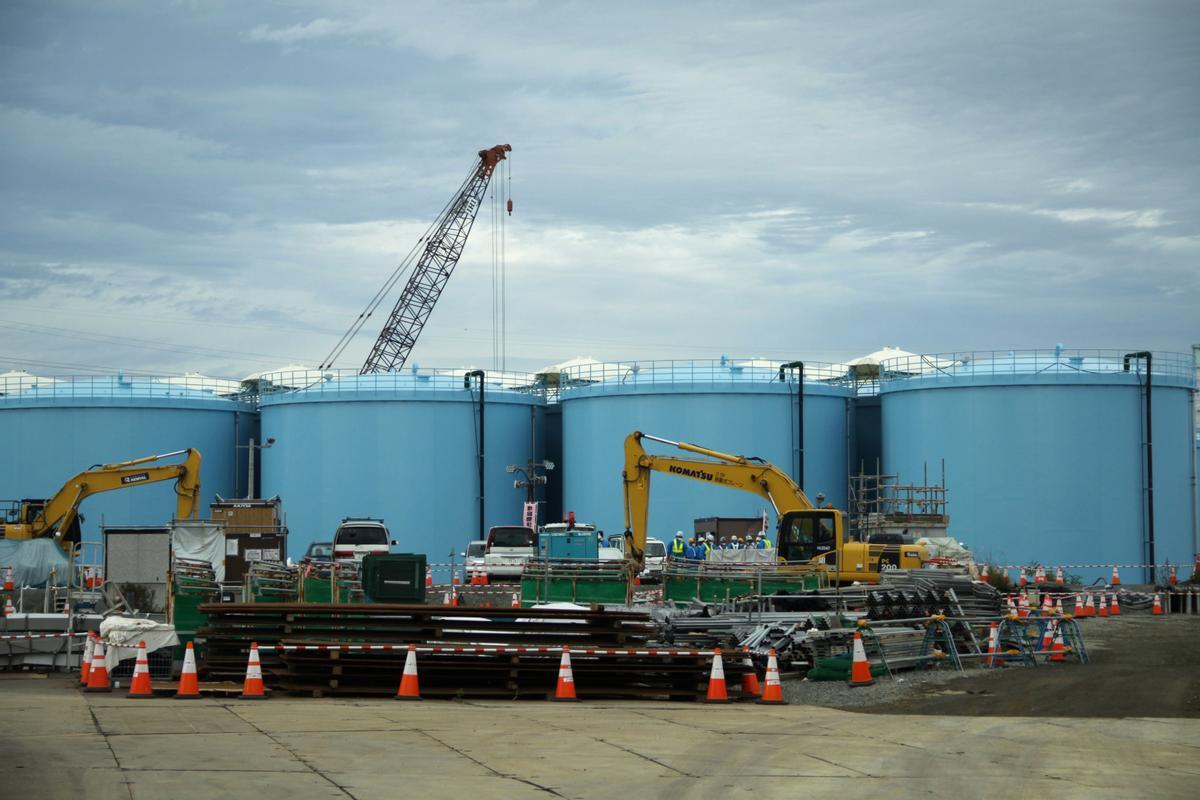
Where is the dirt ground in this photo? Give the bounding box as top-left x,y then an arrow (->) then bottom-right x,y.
789,614 -> 1200,718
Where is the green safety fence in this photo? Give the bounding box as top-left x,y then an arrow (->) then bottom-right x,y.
520,567 -> 631,607
662,565 -> 823,604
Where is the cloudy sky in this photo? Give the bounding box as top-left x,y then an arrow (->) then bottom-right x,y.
2,1 -> 1197,379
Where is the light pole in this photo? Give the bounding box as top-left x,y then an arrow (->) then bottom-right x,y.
506,459 -> 555,503
237,437 -> 276,499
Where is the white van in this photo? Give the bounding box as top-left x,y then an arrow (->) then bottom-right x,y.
332,518 -> 394,562
482,525 -> 537,580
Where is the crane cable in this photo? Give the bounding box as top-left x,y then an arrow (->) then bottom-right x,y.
319,160 -> 481,370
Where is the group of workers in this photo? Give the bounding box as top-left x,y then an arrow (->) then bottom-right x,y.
668,530 -> 772,560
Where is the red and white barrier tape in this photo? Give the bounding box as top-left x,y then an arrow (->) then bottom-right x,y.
996,563 -> 1185,570
262,643 -> 708,657
0,631 -> 88,641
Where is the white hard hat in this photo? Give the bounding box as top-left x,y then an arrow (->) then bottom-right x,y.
676,531 -> 684,537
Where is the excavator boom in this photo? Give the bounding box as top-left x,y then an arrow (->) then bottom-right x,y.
0,448 -> 202,546
620,431 -> 927,583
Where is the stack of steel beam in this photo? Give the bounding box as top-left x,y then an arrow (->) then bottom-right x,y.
196,603 -> 745,700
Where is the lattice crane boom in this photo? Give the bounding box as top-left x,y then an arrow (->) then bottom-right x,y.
360,144 -> 511,374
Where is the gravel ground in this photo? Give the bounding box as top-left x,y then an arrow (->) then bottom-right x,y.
781,664 -> 1002,708
780,611 -> 1200,717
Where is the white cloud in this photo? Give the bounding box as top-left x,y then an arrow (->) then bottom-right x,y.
245,17 -> 362,46
960,202 -> 1167,229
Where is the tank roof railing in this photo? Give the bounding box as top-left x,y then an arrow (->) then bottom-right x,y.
878,349 -> 1196,388
254,366 -> 551,399
0,372 -> 256,405
556,358 -> 858,393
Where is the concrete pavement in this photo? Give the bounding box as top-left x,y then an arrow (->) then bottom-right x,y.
3,673 -> 1197,799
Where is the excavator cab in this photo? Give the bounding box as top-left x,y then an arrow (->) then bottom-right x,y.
777,510 -> 841,565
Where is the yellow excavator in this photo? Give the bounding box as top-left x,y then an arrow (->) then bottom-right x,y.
1,448 -> 202,548
621,432 -> 929,584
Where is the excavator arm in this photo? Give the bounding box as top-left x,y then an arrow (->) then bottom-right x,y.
620,431 -> 930,582
9,448 -> 202,544
621,431 -> 817,565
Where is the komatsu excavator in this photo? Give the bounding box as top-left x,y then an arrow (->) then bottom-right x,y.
0,448 -> 202,548
620,432 -> 928,584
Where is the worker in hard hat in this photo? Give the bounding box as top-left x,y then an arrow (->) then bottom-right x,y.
670,532 -> 686,559
703,534 -> 715,559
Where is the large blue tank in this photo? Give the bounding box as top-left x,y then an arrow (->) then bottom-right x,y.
880,349 -> 1197,582
0,373 -> 254,542
258,368 -> 546,558
558,359 -> 853,538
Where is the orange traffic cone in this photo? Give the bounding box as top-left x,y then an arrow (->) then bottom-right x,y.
979,563 -> 989,580
175,641 -> 201,699
1034,566 -> 1045,585
425,567 -> 433,588
128,641 -> 154,698
393,644 -> 421,700
1049,622 -> 1067,663
3,596 -> 14,617
1152,593 -> 1163,616
554,646 -> 578,702
1041,593 -> 1053,613
1109,594 -> 1120,616
1168,565 -> 1177,586
3,565 -> 12,591
848,631 -> 875,687
1038,620 -> 1055,655
984,622 -> 1000,667
704,648 -> 731,703
85,639 -> 112,693
1005,595 -> 1017,616
1111,566 -> 1121,586
1054,596 -> 1064,616
1055,565 -> 1064,585
1017,593 -> 1029,619
1018,567 -> 1027,587
1073,593 -> 1083,616
739,648 -> 761,697
1097,595 -> 1109,618
79,633 -> 94,686
757,649 -> 787,705
239,642 -> 267,699
1082,593 -> 1094,617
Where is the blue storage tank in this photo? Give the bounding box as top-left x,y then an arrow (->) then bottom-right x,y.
0,373 -> 254,542
880,349 -> 1197,582
258,368 -> 546,559
558,359 -> 853,538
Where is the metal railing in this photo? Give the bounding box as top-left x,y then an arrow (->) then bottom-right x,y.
0,372 -> 254,405
879,349 -> 1195,388
254,366 -> 548,399
558,358 -> 856,393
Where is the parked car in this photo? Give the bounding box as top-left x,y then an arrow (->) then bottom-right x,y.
463,540 -> 487,580
482,525 -> 537,580
332,518 -> 395,562
301,541 -> 334,565
640,537 -> 667,582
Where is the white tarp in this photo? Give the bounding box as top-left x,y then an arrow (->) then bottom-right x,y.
706,549 -> 776,564
97,616 -> 179,667
171,520 -> 225,582
916,537 -> 971,561
0,539 -> 70,587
